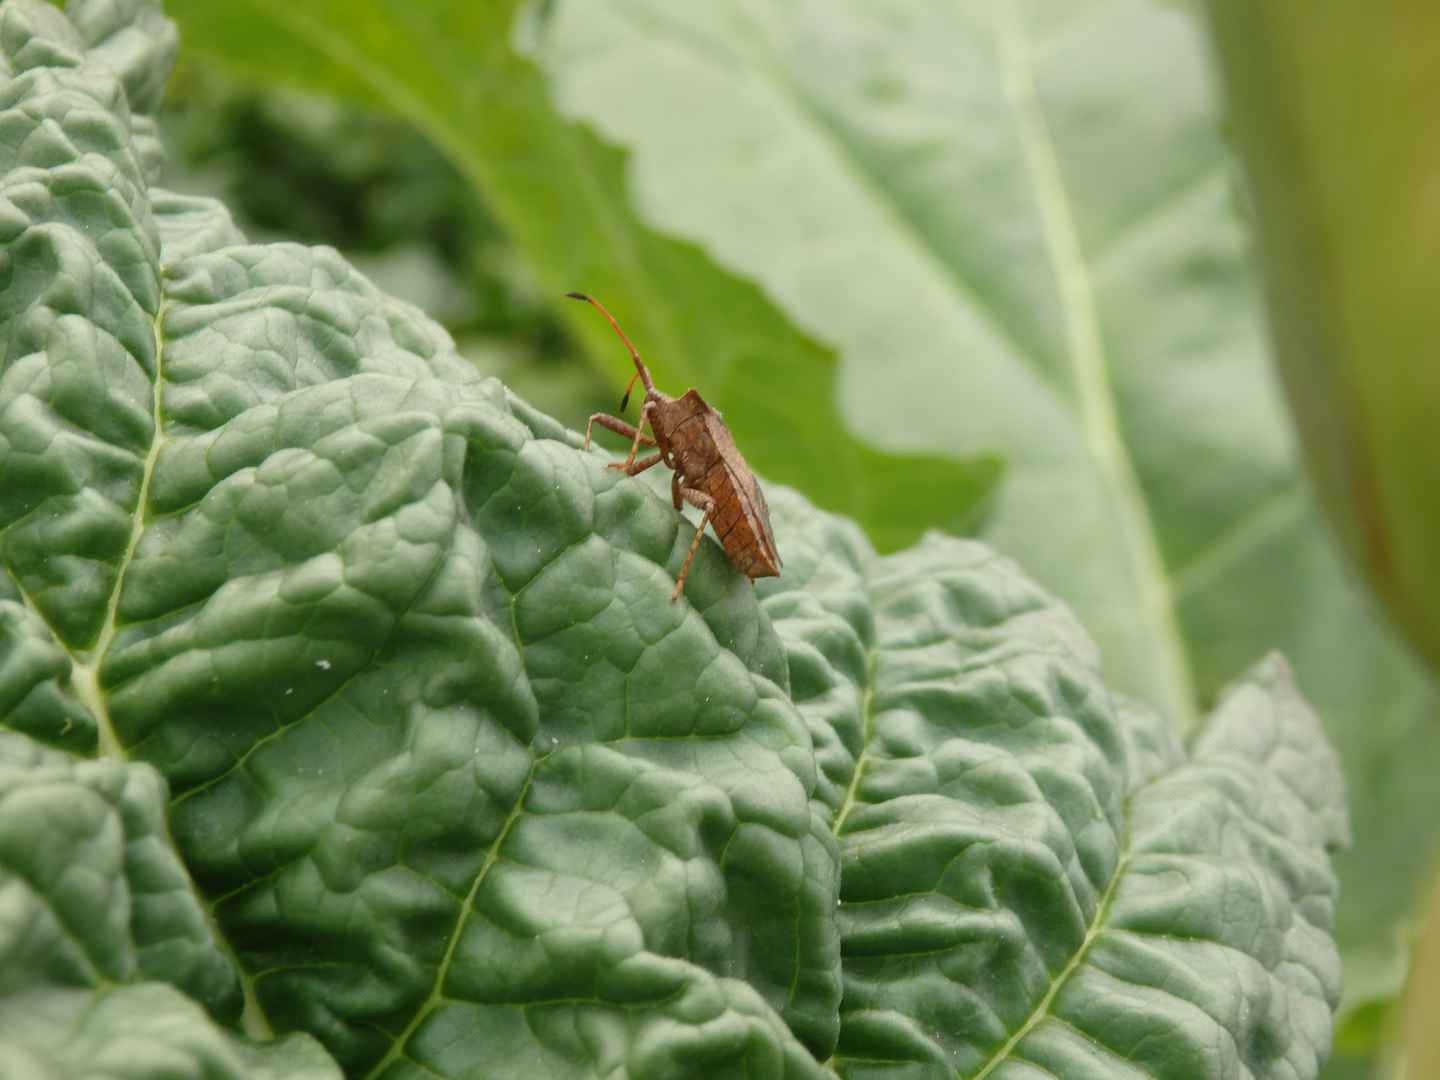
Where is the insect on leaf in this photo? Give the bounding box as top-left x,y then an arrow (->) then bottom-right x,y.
0,3 -> 1350,1079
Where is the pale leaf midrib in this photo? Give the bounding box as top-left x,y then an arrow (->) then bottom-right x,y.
57,295 -> 274,1036
361,766 -> 538,1080
989,0 -> 1195,728
68,307 -> 168,764
969,843 -> 1130,1080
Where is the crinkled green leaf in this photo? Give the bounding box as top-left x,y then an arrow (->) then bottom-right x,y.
139,189 -> 839,1080
0,728 -> 334,1079
0,3 -> 1349,1078
0,729 -> 238,1015
0,985 -> 340,1080
2,2 -> 840,1077
155,0 -> 1440,1018
759,489 -> 1346,1078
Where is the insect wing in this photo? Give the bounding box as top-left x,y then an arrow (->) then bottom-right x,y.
702,411 -> 782,577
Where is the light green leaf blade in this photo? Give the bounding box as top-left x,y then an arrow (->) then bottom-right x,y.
761,490 -> 1347,1079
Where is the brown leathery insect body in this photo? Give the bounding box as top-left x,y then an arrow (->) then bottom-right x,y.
567,292 -> 782,600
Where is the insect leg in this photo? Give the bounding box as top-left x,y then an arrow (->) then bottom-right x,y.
671,486 -> 718,602
584,413 -> 657,453
677,486 -> 717,515
671,472 -> 683,510
644,400 -> 675,469
616,452 -> 664,476
618,413 -> 653,468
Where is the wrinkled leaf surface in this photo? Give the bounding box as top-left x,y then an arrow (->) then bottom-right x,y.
157,2 -> 1440,1012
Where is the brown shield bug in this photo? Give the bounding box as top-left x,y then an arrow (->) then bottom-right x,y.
566,292 -> 782,601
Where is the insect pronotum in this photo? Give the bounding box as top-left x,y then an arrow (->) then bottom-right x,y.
566,292 -> 782,601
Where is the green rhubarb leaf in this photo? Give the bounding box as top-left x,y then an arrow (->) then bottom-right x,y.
153,2 -> 1440,1013
0,3 -> 1351,1078
0,728 -> 336,1079
761,489 -> 1347,1079
1,2 -> 841,1076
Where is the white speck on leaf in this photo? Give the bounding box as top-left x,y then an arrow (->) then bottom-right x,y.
317,659 -> 331,670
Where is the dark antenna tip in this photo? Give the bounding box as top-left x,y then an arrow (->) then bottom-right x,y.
564,291 -> 590,301
620,391 -> 632,412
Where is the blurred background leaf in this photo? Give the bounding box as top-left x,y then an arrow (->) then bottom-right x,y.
1383,867 -> 1440,1080
1204,0 -> 1440,1074
1206,0 -> 1440,680
160,0 -> 1440,1075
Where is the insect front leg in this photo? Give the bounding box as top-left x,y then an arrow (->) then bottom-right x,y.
585,412 -> 663,474
584,412 -> 657,454
619,408 -> 658,469
671,485 -> 718,602
615,452 -> 664,476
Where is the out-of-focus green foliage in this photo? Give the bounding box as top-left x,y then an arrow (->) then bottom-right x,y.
1206,0 -> 1440,679
161,3 -> 1440,1070
1203,1 -> 1440,1074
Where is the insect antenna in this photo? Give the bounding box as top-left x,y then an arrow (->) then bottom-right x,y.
620,370 -> 642,412
565,292 -> 656,396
